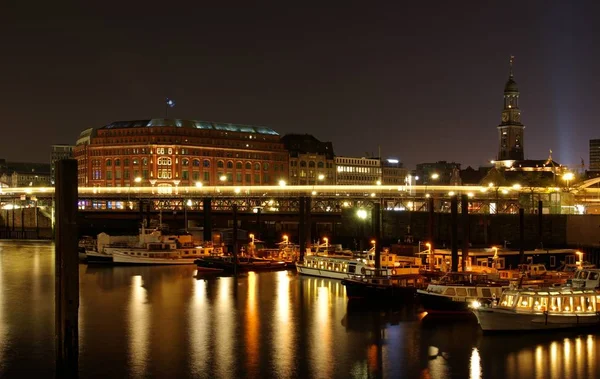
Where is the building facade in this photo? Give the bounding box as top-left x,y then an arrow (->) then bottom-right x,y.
281,134 -> 335,185
335,157 -> 381,185
497,56 -> 525,162
590,139 -> 600,172
74,119 -> 288,187
51,144 -> 74,184
0,159 -> 51,187
381,158 -> 408,185
415,161 -> 461,185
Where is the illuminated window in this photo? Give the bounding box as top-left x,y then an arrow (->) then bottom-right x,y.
158,157 -> 172,166
182,159 -> 189,166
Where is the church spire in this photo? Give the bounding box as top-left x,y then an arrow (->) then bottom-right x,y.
509,55 -> 514,78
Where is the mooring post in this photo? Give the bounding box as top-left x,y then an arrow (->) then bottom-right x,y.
373,202 -> 381,270
305,197 -> 312,248
232,204 -> 238,276
427,197 -> 435,270
537,200 -> 543,249
519,208 -> 525,264
299,197 -> 306,262
55,159 -> 79,378
450,196 -> 458,272
203,198 -> 212,244
461,194 -> 469,272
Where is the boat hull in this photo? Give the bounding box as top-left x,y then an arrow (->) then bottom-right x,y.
295,264 -> 350,280
195,258 -> 287,273
416,290 -> 472,313
474,308 -> 600,333
85,250 -> 113,264
342,279 -> 417,302
112,252 -> 197,265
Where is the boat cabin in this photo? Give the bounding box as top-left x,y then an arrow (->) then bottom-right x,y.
497,288 -> 599,314
570,269 -> 600,289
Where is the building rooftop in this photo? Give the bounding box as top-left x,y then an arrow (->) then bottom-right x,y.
100,119 -> 279,136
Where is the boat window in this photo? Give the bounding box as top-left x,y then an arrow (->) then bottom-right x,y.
532,296 -> 547,312
517,295 -> 533,310
444,288 -> 456,296
500,294 -> 515,307
590,272 -> 599,280
348,265 -> 356,274
580,271 -> 589,280
468,288 -> 478,297
585,296 -> 596,312
481,288 -> 492,298
456,288 -> 468,296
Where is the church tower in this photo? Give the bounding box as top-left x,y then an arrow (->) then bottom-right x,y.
497,56 -> 525,161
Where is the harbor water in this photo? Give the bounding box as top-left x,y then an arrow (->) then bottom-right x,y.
1,241 -> 600,378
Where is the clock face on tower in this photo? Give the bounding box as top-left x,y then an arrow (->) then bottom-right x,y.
514,113 -> 521,122
501,112 -> 508,122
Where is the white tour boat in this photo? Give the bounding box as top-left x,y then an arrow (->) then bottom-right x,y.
112,239 -> 217,265
295,243 -> 420,280
473,287 -> 600,333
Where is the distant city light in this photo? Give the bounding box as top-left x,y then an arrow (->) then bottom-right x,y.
387,158 -> 399,164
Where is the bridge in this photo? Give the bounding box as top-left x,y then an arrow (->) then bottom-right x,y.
1,181 -> 599,215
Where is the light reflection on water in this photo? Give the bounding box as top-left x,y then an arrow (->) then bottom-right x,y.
0,241 -> 599,378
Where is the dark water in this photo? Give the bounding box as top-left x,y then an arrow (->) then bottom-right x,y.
1,241 -> 600,378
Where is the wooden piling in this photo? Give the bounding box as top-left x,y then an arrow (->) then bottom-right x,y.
519,208 -> 525,264
305,197 -> 312,247
538,200 -> 543,248
55,159 -> 79,378
232,204 -> 238,276
461,194 -> 469,272
427,197 -> 435,270
450,196 -> 458,272
203,198 -> 212,244
299,197 -> 306,262
373,202 -> 381,269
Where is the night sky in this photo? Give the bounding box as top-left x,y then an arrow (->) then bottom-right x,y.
2,1 -> 600,169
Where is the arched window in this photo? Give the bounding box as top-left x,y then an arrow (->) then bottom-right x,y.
142,158 -> 148,166
193,159 -> 201,167
114,159 -> 121,166
236,162 -> 242,169
106,159 -> 112,166
124,158 -> 130,166
300,161 -> 307,167
227,161 -> 233,169
254,163 -> 260,171
158,157 -> 172,166
182,159 -> 189,166
263,163 -> 269,171
217,160 -> 224,168
203,160 -> 210,168
308,161 -> 316,168
245,162 -> 251,170
133,158 -> 139,165
317,162 -> 324,168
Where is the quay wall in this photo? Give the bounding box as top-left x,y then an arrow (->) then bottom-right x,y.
0,208 -> 53,239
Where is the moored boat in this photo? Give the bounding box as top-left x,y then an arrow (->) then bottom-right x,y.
473,287 -> 600,333
195,256 -> 287,273
341,268 -> 426,302
416,272 -> 507,314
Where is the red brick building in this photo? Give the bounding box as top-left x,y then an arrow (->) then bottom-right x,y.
74,119 -> 288,187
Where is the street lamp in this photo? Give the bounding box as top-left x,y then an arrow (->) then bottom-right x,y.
282,234 -> 288,245
323,237 -> 328,248
431,173 -> 439,180
278,179 -> 287,187
425,242 -> 433,270
195,181 -> 203,188
356,209 -> 367,219
563,172 -> 575,189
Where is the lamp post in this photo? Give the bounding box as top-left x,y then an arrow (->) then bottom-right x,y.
492,246 -> 498,269
425,242 -> 433,270
134,177 -> 142,210
562,172 -> 574,190
356,208 -> 368,251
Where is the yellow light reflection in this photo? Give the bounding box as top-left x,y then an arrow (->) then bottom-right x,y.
189,277 -> 209,377
469,348 -> 481,379
587,335 -> 595,378
0,256 -> 5,364
216,278 -> 234,378
246,272 -> 259,373
274,271 -> 293,377
128,275 -> 149,378
311,286 -> 332,378
564,338 -> 571,377
550,341 -> 559,379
